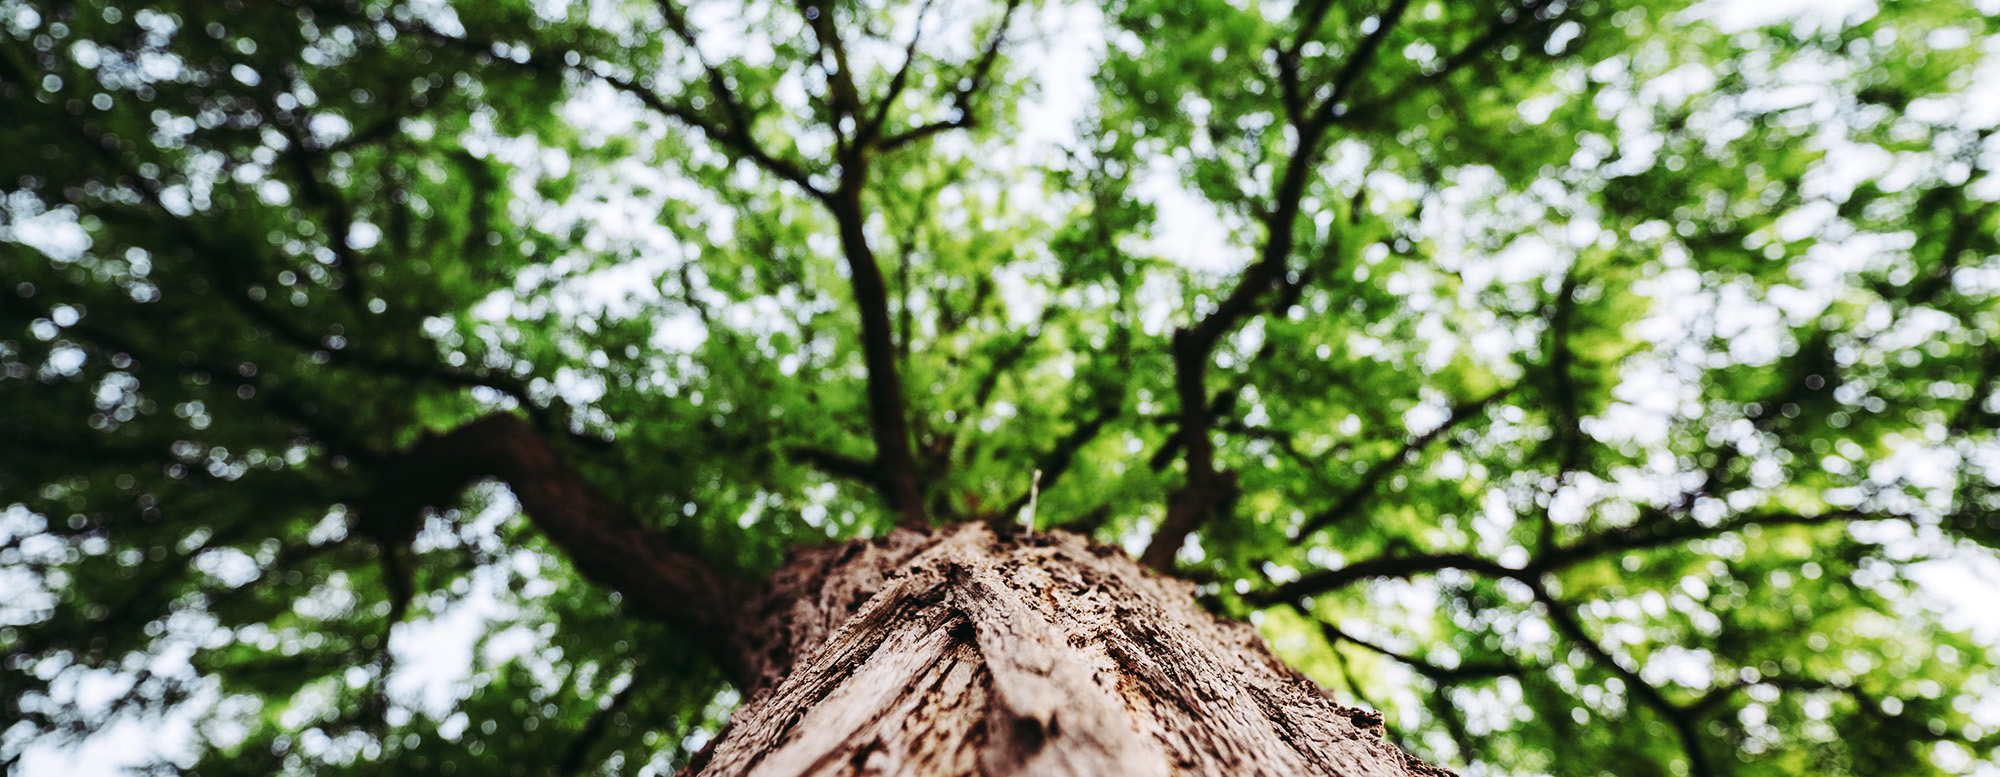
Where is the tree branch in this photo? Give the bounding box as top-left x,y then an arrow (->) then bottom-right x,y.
1315,617 -> 1524,684
1537,271 -> 1584,552
1348,0 -> 1558,119
1273,0 -> 1334,125
873,0 -> 1024,153
797,0 -> 865,140
1526,577 -> 1714,777
1258,507 -> 1884,605
594,69 -> 826,200
862,0 -> 943,144
1141,0 -> 1412,571
1292,387 -> 1510,540
827,181 -> 929,529
1252,552 -> 1529,606
1314,0 -> 1415,124
653,0 -> 799,155
352,413 -> 754,680
1536,508 -> 1879,571
786,444 -> 887,493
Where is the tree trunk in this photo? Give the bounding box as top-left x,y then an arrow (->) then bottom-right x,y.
689,523 -> 1446,777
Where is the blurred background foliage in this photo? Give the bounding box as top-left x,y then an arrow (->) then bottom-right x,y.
2,0 -> 1999,775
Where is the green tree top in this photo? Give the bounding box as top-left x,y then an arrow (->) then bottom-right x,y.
2,0 -> 1997,775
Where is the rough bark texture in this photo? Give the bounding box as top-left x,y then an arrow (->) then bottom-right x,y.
693,523 -> 1447,777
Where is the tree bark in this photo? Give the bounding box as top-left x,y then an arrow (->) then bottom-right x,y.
693,523 -> 1447,777
361,416 -> 1441,776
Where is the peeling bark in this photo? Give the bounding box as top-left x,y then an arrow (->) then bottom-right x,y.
697,524 -> 1446,777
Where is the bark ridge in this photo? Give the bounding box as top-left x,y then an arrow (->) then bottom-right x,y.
694,524 -> 1447,777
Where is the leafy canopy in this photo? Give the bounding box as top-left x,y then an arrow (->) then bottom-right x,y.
3,0 -> 1999,775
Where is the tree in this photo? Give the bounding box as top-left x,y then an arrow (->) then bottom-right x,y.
2,0 -> 1998,774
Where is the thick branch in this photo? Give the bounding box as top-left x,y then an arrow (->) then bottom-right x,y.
796,0 -> 1032,529
354,414 -> 753,675
828,187 -> 929,529
1139,134 -> 1323,568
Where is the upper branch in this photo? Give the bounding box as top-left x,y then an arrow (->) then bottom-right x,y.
655,0 -> 771,137
390,15 -> 825,198
1536,507 -> 1880,570
862,0 -> 943,144
1363,0 -> 1558,112
1312,0 -> 1415,126
796,0 -> 866,139
1277,0 -> 1336,124
873,0 -> 1024,153
1256,506 -> 1882,605
1251,552 -> 1529,606
595,69 -> 826,200
1140,0 -> 1413,570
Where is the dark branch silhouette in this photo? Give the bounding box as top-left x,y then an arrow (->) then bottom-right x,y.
353,413 -> 755,681
1143,0 -> 1414,570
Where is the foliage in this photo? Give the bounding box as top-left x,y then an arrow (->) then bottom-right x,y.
3,0 -> 1999,775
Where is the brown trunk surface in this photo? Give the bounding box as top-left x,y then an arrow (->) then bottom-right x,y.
689,523 -> 1446,777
